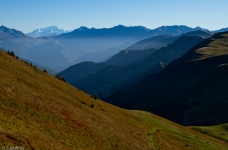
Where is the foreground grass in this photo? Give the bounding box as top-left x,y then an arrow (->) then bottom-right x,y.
0,49 -> 228,149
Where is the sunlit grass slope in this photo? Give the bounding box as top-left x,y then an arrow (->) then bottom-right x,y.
194,33 -> 228,60
190,123 -> 228,143
0,50 -> 227,149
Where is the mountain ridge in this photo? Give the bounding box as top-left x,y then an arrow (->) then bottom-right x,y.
106,31 -> 228,126
0,25 -> 29,38
61,34 -> 205,100
57,25 -> 207,38
0,25 -> 216,71
126,30 -> 213,50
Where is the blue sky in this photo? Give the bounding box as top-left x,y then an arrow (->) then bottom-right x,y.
0,0 -> 227,33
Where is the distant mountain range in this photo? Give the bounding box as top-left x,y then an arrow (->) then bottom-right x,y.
57,25 -> 206,38
70,36 -> 204,98
60,30 -> 211,101
0,26 -> 26,38
213,27 -> 228,33
26,26 -> 71,37
147,25 -> 208,36
0,26 -> 42,58
0,24 -> 227,71
126,30 -> 213,50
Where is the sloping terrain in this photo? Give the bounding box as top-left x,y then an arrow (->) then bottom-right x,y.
59,62 -> 108,84
20,58 -> 57,76
59,48 -> 158,87
126,30 -> 213,50
25,40 -> 78,70
0,26 -> 43,58
67,36 -> 203,99
106,31 -> 211,68
107,31 -> 228,126
1,49 -> 228,149
60,30 -> 210,96
213,27 -> 228,33
1,47 -> 57,75
190,123 -> 228,143
73,65 -> 135,96
128,36 -> 204,72
184,30 -> 213,38
105,48 -> 158,66
126,35 -> 177,50
94,62 -> 168,100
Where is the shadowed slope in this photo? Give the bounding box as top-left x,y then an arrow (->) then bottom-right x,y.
107,31 -> 228,126
105,48 -> 157,67
71,36 -> 203,99
126,35 -> 176,50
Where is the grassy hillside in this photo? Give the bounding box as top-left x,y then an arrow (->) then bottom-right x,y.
190,123 -> 228,143
0,49 -> 228,149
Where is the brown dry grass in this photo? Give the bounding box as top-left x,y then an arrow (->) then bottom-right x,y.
194,33 -> 228,61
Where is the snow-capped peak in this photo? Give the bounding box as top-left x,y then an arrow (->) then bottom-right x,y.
26,26 -> 70,37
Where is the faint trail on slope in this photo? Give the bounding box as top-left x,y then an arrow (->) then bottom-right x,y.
183,97 -> 199,126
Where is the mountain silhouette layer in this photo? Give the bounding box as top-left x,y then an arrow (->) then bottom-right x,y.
107,31 -> 228,126
60,31 -> 209,100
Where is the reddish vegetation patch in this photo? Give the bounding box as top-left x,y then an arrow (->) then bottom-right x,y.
60,109 -> 72,119
71,119 -> 91,130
